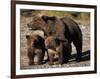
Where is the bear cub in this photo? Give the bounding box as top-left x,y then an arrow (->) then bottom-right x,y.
26,35 -> 46,65
45,35 -> 72,65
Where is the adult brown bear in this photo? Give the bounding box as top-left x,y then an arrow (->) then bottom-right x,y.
27,14 -> 82,61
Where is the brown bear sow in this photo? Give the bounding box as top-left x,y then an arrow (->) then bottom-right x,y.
26,35 -> 46,65
27,15 -> 82,61
45,36 -> 71,65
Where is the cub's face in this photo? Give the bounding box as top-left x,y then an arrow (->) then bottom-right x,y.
26,35 -> 45,49
26,35 -> 37,49
45,36 -> 60,49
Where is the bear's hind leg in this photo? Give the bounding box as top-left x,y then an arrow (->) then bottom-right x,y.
73,40 -> 82,62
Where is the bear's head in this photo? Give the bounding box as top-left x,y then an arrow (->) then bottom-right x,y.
27,15 -> 57,36
26,35 -> 45,49
27,15 -> 47,31
45,36 -> 61,49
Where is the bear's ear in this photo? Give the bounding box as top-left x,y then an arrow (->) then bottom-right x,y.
49,16 -> 56,20
42,15 -> 56,23
26,35 -> 30,39
41,15 -> 49,23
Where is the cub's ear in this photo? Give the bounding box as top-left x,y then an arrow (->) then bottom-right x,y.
26,35 -> 30,39
41,15 -> 49,23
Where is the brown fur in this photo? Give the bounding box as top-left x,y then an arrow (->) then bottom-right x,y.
26,35 -> 46,65
27,15 -> 82,61
45,36 -> 71,65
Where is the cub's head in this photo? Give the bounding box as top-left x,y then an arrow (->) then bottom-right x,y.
26,35 -> 45,49
26,35 -> 37,49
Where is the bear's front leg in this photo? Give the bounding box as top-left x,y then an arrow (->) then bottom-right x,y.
56,43 -> 64,65
36,49 -> 43,65
27,48 -> 35,65
48,49 -> 55,65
